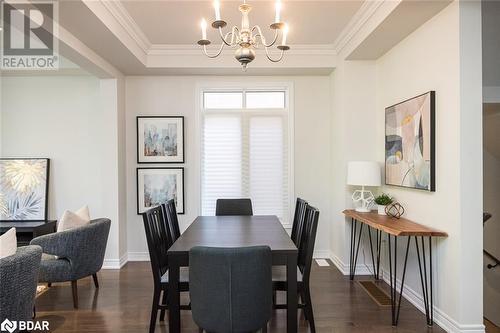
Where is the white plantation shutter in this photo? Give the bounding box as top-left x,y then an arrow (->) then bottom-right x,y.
201,89 -> 290,224
201,115 -> 242,215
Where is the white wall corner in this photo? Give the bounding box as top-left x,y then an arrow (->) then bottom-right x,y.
128,252 -> 151,262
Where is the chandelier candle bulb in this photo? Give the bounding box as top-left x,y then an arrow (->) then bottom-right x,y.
201,18 -> 207,40
282,25 -> 288,45
275,0 -> 281,23
214,0 -> 221,21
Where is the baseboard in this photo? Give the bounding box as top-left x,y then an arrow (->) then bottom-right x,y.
128,250 -> 332,261
102,253 -> 128,269
327,250 -> 484,333
379,269 -> 485,333
128,251 -> 150,261
329,251 -> 374,276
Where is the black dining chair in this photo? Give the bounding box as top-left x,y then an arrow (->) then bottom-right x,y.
290,198 -> 308,248
189,246 -> 272,333
142,206 -> 189,333
272,205 -> 319,333
215,198 -> 253,216
162,199 -> 181,242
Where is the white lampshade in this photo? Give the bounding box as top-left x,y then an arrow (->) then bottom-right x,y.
347,161 -> 381,186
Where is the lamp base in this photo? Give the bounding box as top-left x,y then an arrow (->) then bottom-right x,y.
351,186 -> 375,213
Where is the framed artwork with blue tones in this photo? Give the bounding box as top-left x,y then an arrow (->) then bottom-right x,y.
137,167 -> 184,214
0,158 -> 50,221
385,91 -> 435,191
137,116 -> 184,163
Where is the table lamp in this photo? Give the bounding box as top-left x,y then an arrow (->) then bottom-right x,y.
347,161 -> 381,212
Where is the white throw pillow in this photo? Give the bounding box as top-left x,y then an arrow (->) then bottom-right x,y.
0,227 -> 17,259
57,205 -> 91,232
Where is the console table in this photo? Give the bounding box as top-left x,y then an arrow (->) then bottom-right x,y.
343,209 -> 447,327
0,220 -> 57,246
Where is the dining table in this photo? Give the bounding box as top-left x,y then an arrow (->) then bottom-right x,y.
167,215 -> 299,333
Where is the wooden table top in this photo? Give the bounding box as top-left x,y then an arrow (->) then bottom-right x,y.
168,215 -> 298,254
343,210 -> 447,237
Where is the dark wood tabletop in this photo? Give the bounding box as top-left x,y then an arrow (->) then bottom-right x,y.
0,220 -> 57,232
168,215 -> 297,255
167,215 -> 298,333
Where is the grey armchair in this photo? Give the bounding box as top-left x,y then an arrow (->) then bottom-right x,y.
0,245 -> 42,324
30,218 -> 111,308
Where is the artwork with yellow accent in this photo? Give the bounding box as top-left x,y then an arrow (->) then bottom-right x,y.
0,158 -> 50,220
385,92 -> 435,191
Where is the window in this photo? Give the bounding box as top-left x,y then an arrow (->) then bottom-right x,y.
201,88 -> 291,225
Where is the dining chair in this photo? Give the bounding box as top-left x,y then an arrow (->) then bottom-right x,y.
189,246 -> 272,333
290,198 -> 308,248
142,206 -> 189,333
215,198 -> 253,216
272,205 -> 320,333
162,199 -> 181,242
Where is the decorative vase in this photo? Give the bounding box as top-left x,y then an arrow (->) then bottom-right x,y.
377,205 -> 387,215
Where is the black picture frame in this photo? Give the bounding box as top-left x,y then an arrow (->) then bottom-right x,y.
0,158 -> 50,221
136,167 -> 185,215
137,116 -> 185,164
385,91 -> 435,192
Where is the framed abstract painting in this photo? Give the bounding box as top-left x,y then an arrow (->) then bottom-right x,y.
385,91 -> 435,191
0,158 -> 50,221
137,116 -> 185,163
137,167 -> 184,214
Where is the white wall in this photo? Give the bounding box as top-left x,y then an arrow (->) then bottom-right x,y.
330,2 -> 484,332
1,75 -> 127,265
125,76 -> 332,259
375,2 -> 462,327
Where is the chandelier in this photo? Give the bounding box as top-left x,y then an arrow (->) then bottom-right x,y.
197,0 -> 290,70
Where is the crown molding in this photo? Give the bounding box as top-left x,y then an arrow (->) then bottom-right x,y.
148,43 -> 336,56
88,0 -> 337,71
100,0 -> 152,54
332,0 -> 385,56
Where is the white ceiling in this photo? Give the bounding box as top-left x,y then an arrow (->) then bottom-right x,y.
49,0 -> 453,76
120,1 -> 363,45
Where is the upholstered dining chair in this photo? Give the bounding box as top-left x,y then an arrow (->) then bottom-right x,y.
0,245 -> 42,323
215,198 -> 253,216
142,206 -> 190,333
272,205 -> 320,333
30,218 -> 111,309
189,246 -> 272,333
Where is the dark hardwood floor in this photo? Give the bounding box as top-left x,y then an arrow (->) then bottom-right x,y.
35,261 -> 445,332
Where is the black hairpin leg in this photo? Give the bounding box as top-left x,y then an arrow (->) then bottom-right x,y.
387,235 -> 411,326
368,227 -> 382,280
415,236 -> 434,326
349,218 -> 364,280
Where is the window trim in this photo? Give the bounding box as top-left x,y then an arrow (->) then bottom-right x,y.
196,81 -> 295,228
